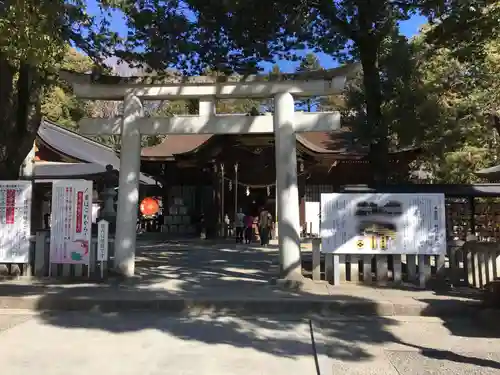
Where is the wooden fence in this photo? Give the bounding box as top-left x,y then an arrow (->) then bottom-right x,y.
2,231 -> 499,289
311,239 -> 500,289
0,231 -> 114,279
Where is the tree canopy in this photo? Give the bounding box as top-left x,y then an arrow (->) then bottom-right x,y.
0,0 -> 118,178
106,1 -> 439,182
2,0 -> 499,185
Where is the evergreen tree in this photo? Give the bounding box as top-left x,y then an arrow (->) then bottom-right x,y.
295,53 -> 321,112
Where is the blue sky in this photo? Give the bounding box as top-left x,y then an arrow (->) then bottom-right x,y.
86,0 -> 426,72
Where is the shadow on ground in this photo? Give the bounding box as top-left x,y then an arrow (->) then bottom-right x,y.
0,239 -> 498,369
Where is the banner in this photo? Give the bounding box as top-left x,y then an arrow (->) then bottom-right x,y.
0,181 -> 31,263
320,193 -> 446,255
50,180 -> 93,264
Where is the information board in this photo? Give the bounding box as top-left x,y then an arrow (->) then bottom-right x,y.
50,180 -> 93,265
320,193 -> 446,255
0,181 -> 31,263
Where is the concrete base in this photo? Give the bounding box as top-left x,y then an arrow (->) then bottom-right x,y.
269,278 -> 305,291
0,290 -> 486,318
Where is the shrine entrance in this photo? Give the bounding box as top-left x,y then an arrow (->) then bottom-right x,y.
62,65 -> 356,279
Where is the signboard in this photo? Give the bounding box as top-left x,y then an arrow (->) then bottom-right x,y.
50,180 -> 93,264
305,201 -> 320,236
97,220 -> 109,262
0,181 -> 31,263
320,193 -> 446,255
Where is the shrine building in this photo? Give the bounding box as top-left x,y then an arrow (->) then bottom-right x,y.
140,128 -> 420,237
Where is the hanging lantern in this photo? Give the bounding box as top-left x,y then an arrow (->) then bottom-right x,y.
228,180 -> 232,191
300,161 -> 304,172
246,186 -> 250,196
140,197 -> 160,216
267,186 -> 270,196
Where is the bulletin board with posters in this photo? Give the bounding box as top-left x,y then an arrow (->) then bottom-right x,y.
0,181 -> 32,263
50,180 -> 93,265
320,193 -> 446,255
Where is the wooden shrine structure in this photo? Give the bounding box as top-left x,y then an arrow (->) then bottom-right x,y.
141,127 -> 421,237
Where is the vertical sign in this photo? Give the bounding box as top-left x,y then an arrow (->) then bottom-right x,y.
97,220 -> 109,262
97,220 -> 109,279
50,180 -> 93,265
320,193 -> 446,255
0,181 -> 32,263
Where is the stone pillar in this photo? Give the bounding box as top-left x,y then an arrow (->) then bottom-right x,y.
114,93 -> 143,277
274,92 -> 302,280
199,98 -> 216,116
100,165 -> 117,231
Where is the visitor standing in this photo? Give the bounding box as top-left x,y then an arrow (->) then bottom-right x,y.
244,213 -> 254,244
259,207 -> 272,246
224,213 -> 230,238
234,207 -> 245,243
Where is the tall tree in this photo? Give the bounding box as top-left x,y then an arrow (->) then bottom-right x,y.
296,53 -> 322,112
116,0 -> 457,183
413,25 -> 500,183
342,20 -> 500,183
41,48 -> 93,129
422,1 -> 500,63
0,0 -> 117,178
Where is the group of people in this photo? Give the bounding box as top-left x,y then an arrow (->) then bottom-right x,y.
234,207 -> 274,246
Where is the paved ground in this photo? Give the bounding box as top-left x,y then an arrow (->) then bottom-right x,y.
0,311 -> 499,374
0,239 -> 485,316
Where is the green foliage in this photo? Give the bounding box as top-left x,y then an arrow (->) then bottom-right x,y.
41,48 -> 93,129
0,0 -> 117,178
413,28 -> 500,183
113,0 -> 451,183
342,20 -> 500,184
421,1 -> 500,63
296,53 -> 322,112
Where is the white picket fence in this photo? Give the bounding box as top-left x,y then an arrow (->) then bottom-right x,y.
310,239 -> 500,288
0,231 -> 114,279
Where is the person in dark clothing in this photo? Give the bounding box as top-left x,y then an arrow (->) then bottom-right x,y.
234,208 -> 245,243
259,207 -> 272,246
244,213 -> 254,244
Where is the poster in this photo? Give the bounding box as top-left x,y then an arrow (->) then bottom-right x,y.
320,193 -> 446,255
50,180 -> 93,264
0,181 -> 31,263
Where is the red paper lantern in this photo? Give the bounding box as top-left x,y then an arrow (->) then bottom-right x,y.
140,197 -> 159,216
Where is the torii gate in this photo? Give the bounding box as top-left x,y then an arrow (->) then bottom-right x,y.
61,65 -> 358,280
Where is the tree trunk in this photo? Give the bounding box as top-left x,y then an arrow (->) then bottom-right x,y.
0,57 -> 43,180
359,41 -> 389,185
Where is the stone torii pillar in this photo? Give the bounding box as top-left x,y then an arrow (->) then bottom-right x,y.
114,93 -> 143,276
62,65 -> 358,279
274,92 -> 301,279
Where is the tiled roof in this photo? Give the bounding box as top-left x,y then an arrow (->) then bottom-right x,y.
141,128 -> 416,160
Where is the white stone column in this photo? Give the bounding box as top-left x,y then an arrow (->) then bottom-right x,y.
274,92 -> 302,280
199,98 -> 216,115
114,93 -> 143,277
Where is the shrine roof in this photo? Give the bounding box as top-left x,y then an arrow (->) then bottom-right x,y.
141,129 -> 420,160
37,119 -> 157,185
476,164 -> 500,181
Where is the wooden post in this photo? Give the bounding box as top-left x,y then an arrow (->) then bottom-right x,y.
393,255 -> 402,284
312,238 -> 321,281
325,253 -> 334,284
34,231 -> 48,277
221,163 -> 225,235
234,163 -> 238,229
362,255 -> 372,284
418,255 -> 431,288
349,255 -> 360,283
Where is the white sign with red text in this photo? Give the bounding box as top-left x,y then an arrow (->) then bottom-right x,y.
0,181 -> 32,263
50,180 -> 93,264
